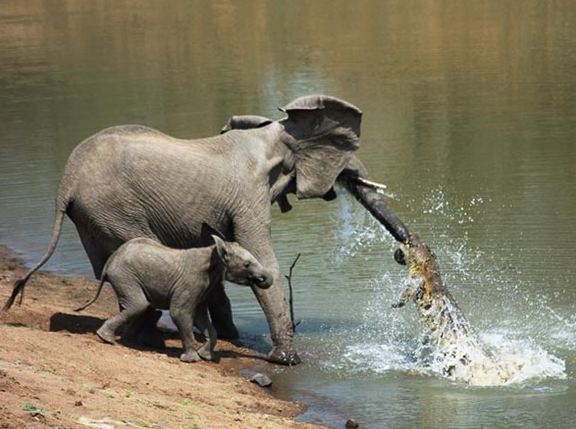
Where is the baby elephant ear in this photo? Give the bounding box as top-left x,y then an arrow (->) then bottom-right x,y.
279,95 -> 362,199
220,115 -> 273,134
212,235 -> 229,263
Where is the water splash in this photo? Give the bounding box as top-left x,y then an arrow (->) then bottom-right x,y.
325,186 -> 567,387
410,295 -> 565,386
330,187 -> 395,263
327,276 -> 567,386
420,188 -> 489,225
336,326 -> 566,387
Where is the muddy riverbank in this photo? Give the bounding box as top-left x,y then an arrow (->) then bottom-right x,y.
0,245 -> 324,429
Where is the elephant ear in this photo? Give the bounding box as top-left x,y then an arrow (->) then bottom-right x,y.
279,95 -> 362,199
212,235 -> 230,264
341,154 -> 369,179
220,115 -> 273,134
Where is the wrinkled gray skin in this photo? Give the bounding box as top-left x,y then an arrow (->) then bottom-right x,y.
4,94 -> 408,365
76,236 -> 273,363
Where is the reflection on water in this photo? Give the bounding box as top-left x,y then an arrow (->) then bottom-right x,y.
1,1 -> 576,428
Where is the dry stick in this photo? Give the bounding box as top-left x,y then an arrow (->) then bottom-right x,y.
284,253 -> 301,333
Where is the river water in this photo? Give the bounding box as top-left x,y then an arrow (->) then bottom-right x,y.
1,1 -> 576,428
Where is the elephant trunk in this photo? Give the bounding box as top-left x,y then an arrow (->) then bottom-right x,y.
338,170 -> 410,243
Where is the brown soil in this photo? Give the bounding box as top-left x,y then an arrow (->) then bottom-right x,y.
0,245 -> 324,429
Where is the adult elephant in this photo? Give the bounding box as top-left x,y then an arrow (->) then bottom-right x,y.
4,95 -> 408,365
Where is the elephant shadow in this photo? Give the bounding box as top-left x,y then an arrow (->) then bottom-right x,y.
49,312 -> 103,335
135,336 -> 269,363
49,312 -> 268,362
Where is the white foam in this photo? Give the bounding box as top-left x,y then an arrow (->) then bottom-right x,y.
332,330 -> 566,387
331,188 -> 394,263
338,342 -> 417,374
416,298 -> 566,386
478,333 -> 566,385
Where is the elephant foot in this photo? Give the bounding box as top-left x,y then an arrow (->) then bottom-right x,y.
180,350 -> 201,363
96,327 -> 116,345
267,346 -> 301,366
197,347 -> 215,361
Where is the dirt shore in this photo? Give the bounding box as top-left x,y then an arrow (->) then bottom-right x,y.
0,245 -> 324,429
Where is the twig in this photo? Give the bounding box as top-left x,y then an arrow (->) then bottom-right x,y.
284,253 -> 301,333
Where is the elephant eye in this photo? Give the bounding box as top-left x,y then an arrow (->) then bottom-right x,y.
244,261 -> 251,268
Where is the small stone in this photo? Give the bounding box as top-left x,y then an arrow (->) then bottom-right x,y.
249,373 -> 272,388
74,400 -> 83,407
345,418 -> 359,429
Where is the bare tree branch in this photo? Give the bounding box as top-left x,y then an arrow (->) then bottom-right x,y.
284,253 -> 301,333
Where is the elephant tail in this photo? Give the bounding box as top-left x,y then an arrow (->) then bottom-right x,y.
74,258 -> 111,312
2,205 -> 67,312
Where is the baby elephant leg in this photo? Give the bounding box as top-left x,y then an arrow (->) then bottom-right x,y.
195,303 -> 217,361
170,305 -> 201,363
97,284 -> 149,345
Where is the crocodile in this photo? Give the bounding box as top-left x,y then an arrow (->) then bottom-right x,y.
393,233 -> 510,385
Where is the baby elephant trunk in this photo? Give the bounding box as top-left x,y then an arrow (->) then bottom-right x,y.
250,271 -> 273,289
212,237 -> 275,290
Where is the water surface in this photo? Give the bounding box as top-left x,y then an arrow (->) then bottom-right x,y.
1,2 -> 576,428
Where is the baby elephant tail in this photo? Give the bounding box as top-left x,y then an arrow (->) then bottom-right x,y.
74,258 -> 112,312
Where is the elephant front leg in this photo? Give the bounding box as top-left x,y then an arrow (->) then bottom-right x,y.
255,263 -> 300,365
195,303 -> 217,361
170,306 -> 201,363
235,222 -> 301,366
260,292 -> 300,364
206,280 -> 239,340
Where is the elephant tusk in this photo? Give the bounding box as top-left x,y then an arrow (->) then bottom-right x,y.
354,177 -> 396,199
338,169 -> 409,242
355,176 -> 387,190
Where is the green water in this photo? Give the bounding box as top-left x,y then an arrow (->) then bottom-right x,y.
1,2 -> 576,427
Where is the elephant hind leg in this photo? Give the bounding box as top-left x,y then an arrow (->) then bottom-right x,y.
97,285 -> 150,345
78,230 -> 165,346
77,230 -> 113,279
97,304 -> 149,345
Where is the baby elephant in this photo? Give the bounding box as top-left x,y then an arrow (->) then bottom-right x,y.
76,236 -> 273,363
